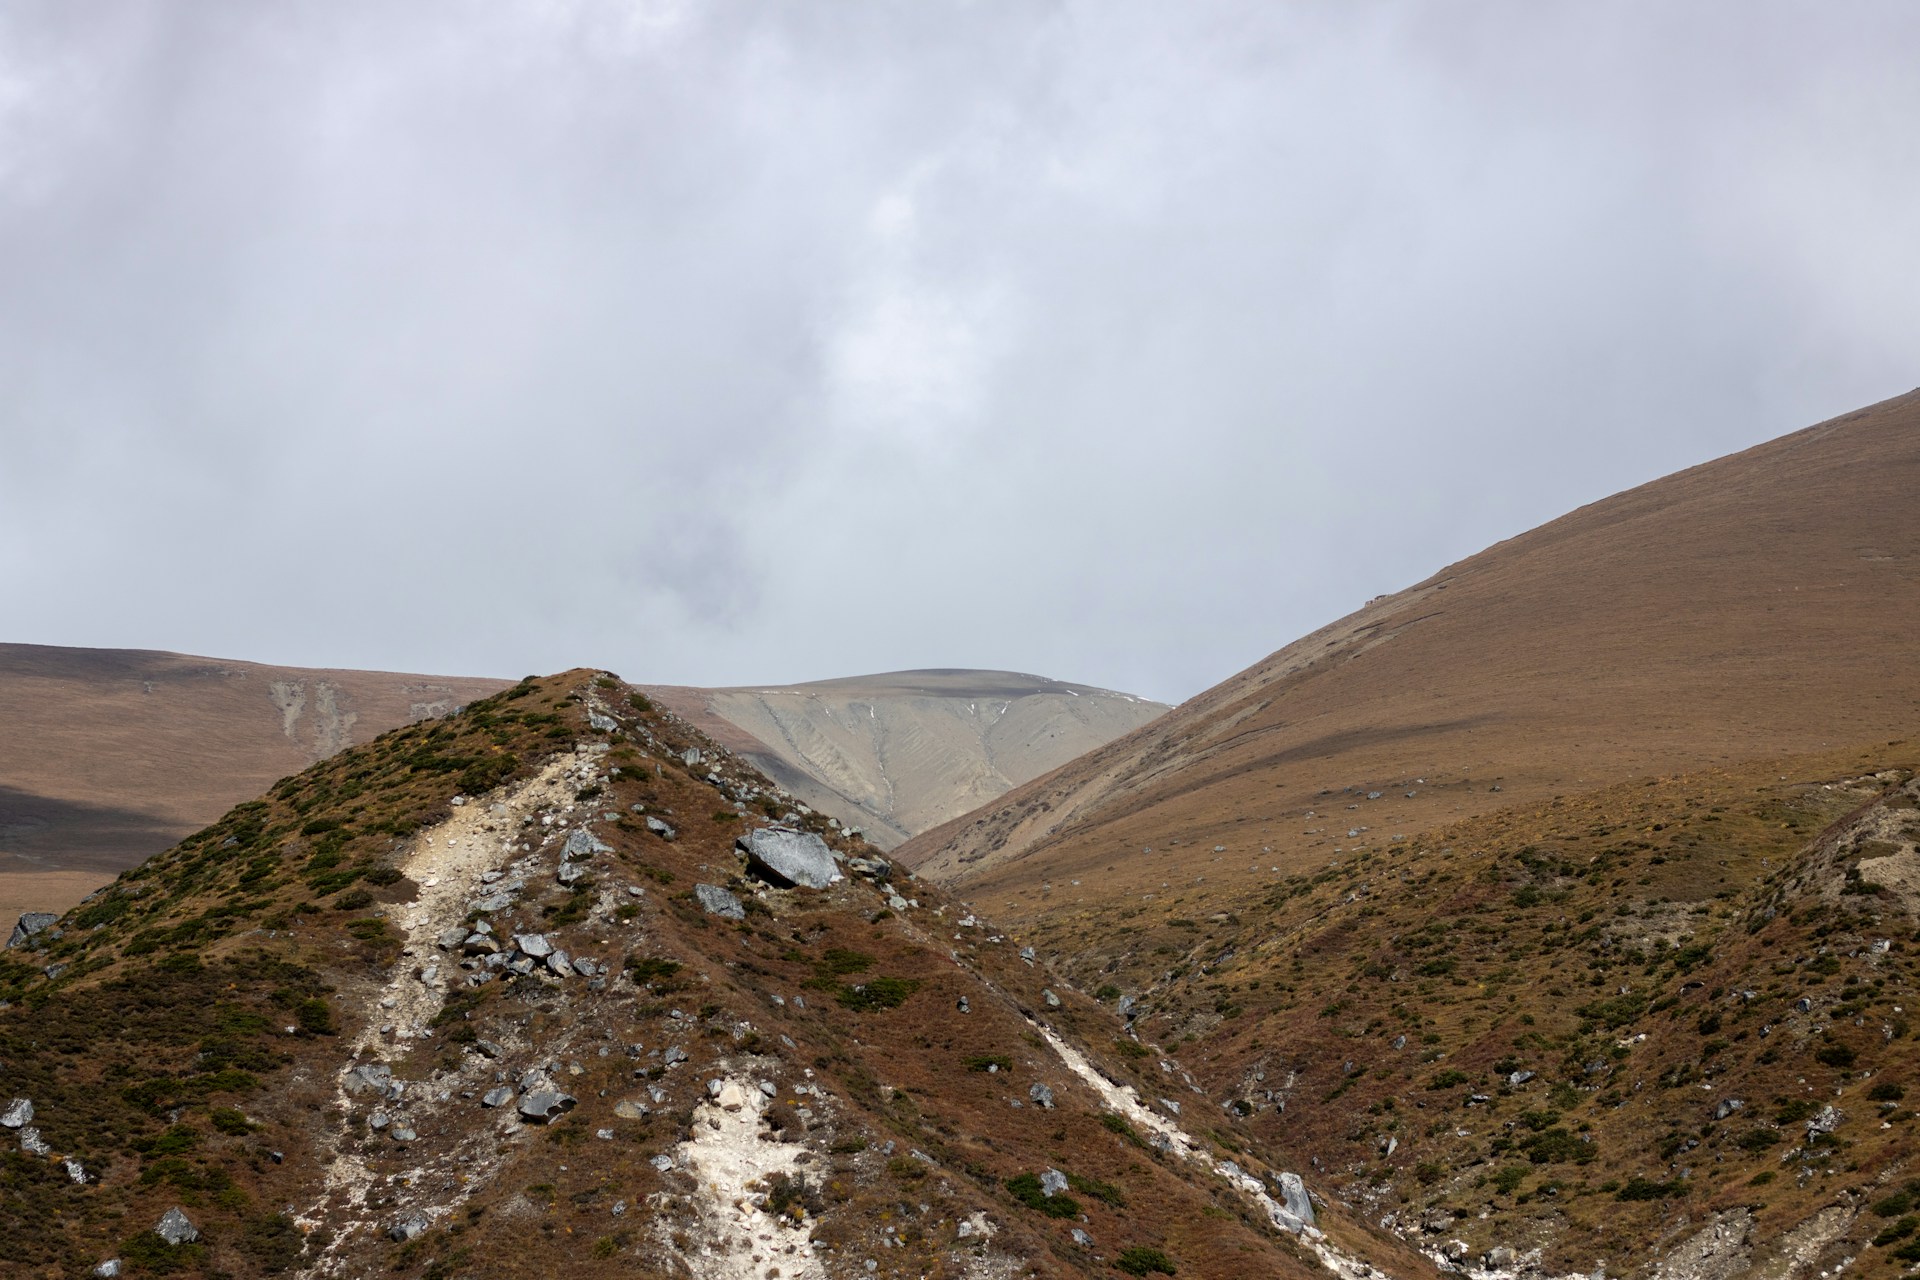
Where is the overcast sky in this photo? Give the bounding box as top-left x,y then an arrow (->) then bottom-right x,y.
2,3 -> 1916,704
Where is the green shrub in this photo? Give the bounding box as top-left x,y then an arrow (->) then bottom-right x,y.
1116,1246 -> 1177,1275
1005,1173 -> 1079,1218
1815,1041 -> 1858,1069
1427,1069 -> 1470,1090
1868,1082 -> 1906,1102
836,977 -> 920,1011
1615,1176 -> 1684,1201
294,997 -> 336,1036
210,1107 -> 255,1136
1492,1166 -> 1528,1195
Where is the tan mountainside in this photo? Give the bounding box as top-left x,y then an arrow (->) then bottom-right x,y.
902,389 -> 1920,919
0,645 -> 509,921
645,671 -> 1168,850
881,389 -> 1920,1279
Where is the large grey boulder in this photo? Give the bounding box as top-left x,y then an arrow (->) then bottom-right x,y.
645,816 -> 677,840
694,884 -> 746,920
1276,1172 -> 1315,1227
154,1208 -> 199,1246
518,1090 -> 576,1123
343,1064 -> 401,1100
563,829 -> 612,859
389,1211 -> 430,1242
1038,1169 -> 1068,1197
92,1260 -> 122,1278
738,827 -> 840,890
514,933 -> 554,959
1,1097 -> 32,1128
7,912 -> 57,949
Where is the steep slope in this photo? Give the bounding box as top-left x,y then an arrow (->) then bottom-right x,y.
0,644 -> 510,891
902,389 -> 1920,920
0,671 -> 1414,1280
645,671 -> 1167,850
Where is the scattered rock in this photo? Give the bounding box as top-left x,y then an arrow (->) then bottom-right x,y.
563,829 -> 613,859
663,1046 -> 688,1066
1808,1105 -> 1843,1136
389,1211 -> 430,1243
390,1126 -> 417,1143
6,912 -> 57,949
1042,989 -> 1062,1009
1276,1172 -> 1315,1227
557,861 -> 589,886
614,1099 -> 648,1120
1029,1083 -> 1054,1109
515,933 -> 554,959
1071,1228 -> 1093,1247
694,883 -> 746,919
646,816 -> 677,840
650,1153 -> 675,1172
435,925 -> 469,950
739,827 -> 841,889
92,1261 -> 122,1278
19,1127 -> 50,1155
154,1208 -> 199,1246
1,1097 -> 33,1129
1507,1069 -> 1534,1087
64,1159 -> 87,1184
518,1090 -> 576,1123
1038,1169 -> 1068,1197
1713,1098 -> 1744,1121
481,1087 -> 513,1108
343,1064 -> 402,1099
547,951 -> 576,979
848,857 -> 891,880
956,996 -> 970,1014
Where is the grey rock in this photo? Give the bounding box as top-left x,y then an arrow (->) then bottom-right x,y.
1392,1034 -> 1407,1050
614,1099 -> 648,1120
1796,996 -> 1813,1013
650,1152 -> 675,1172
1071,1228 -> 1093,1247
507,955 -> 536,975
848,857 -> 891,880
65,1159 -> 87,1184
1276,1172 -> 1314,1227
589,710 -> 618,732
564,829 -> 613,859
471,892 -> 514,913
1020,946 -> 1036,963
1042,989 -> 1061,1009
1029,1083 -> 1054,1109
343,1064 -> 400,1099
390,1126 -> 417,1143
154,1207 -> 199,1246
515,933 -> 554,958
1713,1098 -> 1744,1121
1508,1070 -> 1535,1087
646,816 -> 677,840
663,1046 -> 688,1066
6,912 -> 57,949
1158,1097 -> 1181,1116
518,1090 -> 576,1123
436,925 -> 470,950
557,861 -> 589,886
739,827 -> 840,890
956,996 -> 970,1014
92,1261 -> 122,1278
463,934 -> 499,956
1808,1104 -> 1843,1136
19,1126 -> 50,1155
388,1211 -> 430,1243
368,1109 -> 391,1131
481,1086 -> 513,1108
574,956 -> 599,977
694,883 -> 746,920
547,951 -> 576,979
1,1097 -> 33,1128
1118,995 -> 1138,1019
1485,1246 -> 1516,1269
1038,1168 -> 1068,1197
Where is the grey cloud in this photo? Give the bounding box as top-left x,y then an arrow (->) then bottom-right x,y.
2,2 -> 1917,701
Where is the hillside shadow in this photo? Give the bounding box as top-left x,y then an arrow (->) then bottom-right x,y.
0,784 -> 186,875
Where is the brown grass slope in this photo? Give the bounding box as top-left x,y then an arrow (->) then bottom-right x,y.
644,671 -> 1168,851
0,643 -> 510,883
901,389 -> 1920,926
0,671 -> 1401,1280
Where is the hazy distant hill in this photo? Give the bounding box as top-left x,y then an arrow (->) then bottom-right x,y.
0,644 -> 510,878
644,670 -> 1168,849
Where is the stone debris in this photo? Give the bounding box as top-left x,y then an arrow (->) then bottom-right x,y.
1029,1083 -> 1054,1109
20,1127 -> 51,1155
1,1097 -> 33,1128
515,933 -> 554,959
646,816 -> 677,840
65,1159 -> 87,1184
563,828 -> 613,859
694,883 -> 747,919
739,826 -> 841,890
518,1090 -> 576,1123
481,1086 -> 513,1108
155,1208 -> 199,1246
343,1063 -> 403,1101
1072,1228 -> 1094,1247
389,1211 -> 430,1243
1042,989 -> 1062,1009
6,912 -> 57,949
614,1099 -> 648,1120
1713,1097 -> 1744,1121
1038,1169 -> 1068,1197
1276,1172 -> 1315,1227
92,1260 -> 122,1278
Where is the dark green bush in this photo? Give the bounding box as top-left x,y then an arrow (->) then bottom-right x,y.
1117,1246 -> 1177,1275
1005,1173 -> 1079,1218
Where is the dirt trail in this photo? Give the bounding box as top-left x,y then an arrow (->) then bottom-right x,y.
665,1078 -> 828,1280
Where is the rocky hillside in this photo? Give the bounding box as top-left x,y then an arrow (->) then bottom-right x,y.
0,671 -> 1406,1280
645,671 -> 1167,850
